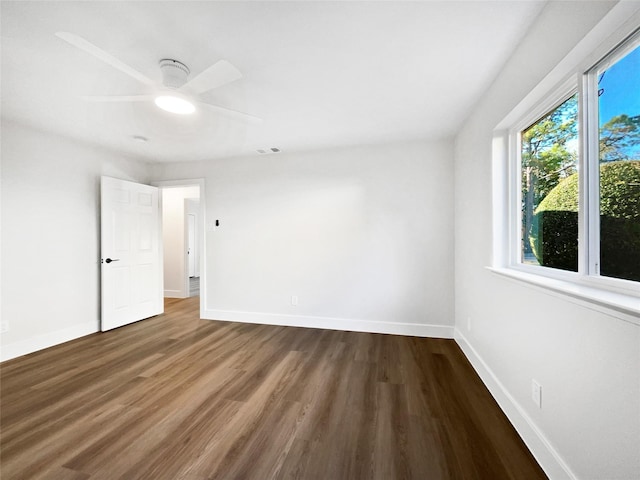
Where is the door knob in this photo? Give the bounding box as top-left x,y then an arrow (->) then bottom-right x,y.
105,258 -> 120,264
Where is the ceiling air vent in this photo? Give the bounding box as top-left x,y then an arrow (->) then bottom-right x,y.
256,147 -> 281,155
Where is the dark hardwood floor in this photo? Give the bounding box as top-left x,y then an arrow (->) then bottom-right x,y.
0,297 -> 547,479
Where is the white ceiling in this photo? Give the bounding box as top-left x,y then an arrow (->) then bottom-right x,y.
1,1 -> 546,163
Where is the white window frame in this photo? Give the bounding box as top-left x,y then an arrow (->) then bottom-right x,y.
585,31 -> 640,283
490,4 -> 640,323
510,81 -> 579,273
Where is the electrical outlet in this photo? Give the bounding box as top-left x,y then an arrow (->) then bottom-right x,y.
531,379 -> 542,408
0,321 -> 9,334
291,295 -> 298,306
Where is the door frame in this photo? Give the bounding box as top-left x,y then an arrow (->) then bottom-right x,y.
153,178 -> 206,316
187,211 -> 197,279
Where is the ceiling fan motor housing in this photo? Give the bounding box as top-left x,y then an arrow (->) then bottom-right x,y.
159,59 -> 190,89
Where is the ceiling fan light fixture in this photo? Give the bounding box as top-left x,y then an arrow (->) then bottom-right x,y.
154,95 -> 195,115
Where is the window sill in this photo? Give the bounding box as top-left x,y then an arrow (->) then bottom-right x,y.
486,267 -> 640,325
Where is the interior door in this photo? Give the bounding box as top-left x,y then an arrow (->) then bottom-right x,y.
101,176 -> 163,331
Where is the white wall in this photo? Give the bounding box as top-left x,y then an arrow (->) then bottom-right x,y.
152,140 -> 455,336
0,120 -> 149,361
162,186 -> 199,298
453,2 -> 639,479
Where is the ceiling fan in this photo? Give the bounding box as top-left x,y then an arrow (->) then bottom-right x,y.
55,32 -> 261,122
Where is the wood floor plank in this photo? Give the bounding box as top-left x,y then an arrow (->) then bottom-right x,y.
1,297 -> 548,479
34,466 -> 91,480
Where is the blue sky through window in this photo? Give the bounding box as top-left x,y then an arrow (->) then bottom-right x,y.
598,43 -> 640,160
598,43 -> 640,124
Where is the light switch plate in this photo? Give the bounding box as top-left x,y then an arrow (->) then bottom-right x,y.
531,379 -> 542,408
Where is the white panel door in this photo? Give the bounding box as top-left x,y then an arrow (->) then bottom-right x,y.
101,176 -> 163,331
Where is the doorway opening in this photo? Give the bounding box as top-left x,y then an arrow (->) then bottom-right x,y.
153,180 -> 205,310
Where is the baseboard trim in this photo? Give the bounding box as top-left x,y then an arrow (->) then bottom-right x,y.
454,328 -> 577,480
203,308 -> 454,338
164,289 -> 186,298
1,322 -> 98,362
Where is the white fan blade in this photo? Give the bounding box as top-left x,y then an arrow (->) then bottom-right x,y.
198,100 -> 262,123
56,32 -> 155,87
81,95 -> 155,102
180,60 -> 242,94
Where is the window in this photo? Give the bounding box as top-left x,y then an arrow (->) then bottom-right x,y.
520,93 -> 579,272
505,29 -> 640,305
594,42 -> 640,282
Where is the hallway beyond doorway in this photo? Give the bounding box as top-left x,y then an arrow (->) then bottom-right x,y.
189,276 -> 200,297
